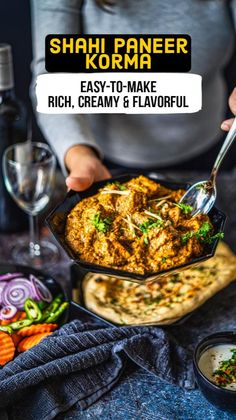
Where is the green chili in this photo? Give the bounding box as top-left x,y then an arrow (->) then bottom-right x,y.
24,298 -> 42,322
37,301 -> 48,311
41,294 -> 64,321
0,325 -> 13,334
10,319 -> 33,331
45,302 -> 69,323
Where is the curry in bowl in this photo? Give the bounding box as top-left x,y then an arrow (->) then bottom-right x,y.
65,175 -> 223,275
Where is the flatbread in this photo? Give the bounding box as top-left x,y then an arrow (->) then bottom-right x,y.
83,242 -> 236,325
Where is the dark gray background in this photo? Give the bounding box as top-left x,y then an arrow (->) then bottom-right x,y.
0,0 -> 235,144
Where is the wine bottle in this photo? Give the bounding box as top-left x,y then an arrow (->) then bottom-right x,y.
0,44 -> 28,232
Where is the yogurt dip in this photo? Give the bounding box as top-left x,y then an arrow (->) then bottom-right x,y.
198,344 -> 236,390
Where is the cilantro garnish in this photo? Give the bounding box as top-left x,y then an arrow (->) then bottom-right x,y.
196,183 -> 205,190
139,218 -> 164,245
213,349 -> 236,388
196,182 -> 212,192
106,181 -> 127,191
144,236 -> 149,245
196,221 -> 212,238
181,231 -> 195,244
91,212 -> 112,233
203,232 -> 224,244
114,181 -> 127,191
175,203 -> 193,215
144,295 -> 163,305
181,221 -> 224,244
139,219 -> 164,233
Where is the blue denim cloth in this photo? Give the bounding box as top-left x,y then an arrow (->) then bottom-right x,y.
0,320 -> 193,420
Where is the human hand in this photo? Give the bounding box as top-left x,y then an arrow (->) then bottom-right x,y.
221,87 -> 236,131
65,145 -> 111,191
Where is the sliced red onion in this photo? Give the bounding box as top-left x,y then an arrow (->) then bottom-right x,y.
0,282 -> 7,304
0,273 -> 23,281
1,278 -> 34,309
0,305 -> 17,320
30,275 -> 52,303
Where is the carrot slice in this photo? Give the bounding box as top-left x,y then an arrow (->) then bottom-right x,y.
17,311 -> 27,320
17,324 -> 58,337
11,332 -> 22,347
0,310 -> 27,326
1,313 -> 20,326
0,332 -> 15,365
17,332 -> 52,352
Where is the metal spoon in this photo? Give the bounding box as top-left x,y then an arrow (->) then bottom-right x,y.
180,117 -> 236,216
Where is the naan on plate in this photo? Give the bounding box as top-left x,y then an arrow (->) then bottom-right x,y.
83,242 -> 236,325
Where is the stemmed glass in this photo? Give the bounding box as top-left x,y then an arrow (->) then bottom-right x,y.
3,141 -> 59,268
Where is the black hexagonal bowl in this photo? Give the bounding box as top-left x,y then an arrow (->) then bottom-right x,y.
46,173 -> 226,283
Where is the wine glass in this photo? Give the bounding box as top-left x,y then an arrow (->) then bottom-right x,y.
3,141 -> 59,268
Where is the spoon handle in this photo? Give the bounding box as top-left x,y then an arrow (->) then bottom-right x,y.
210,117 -> 236,182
